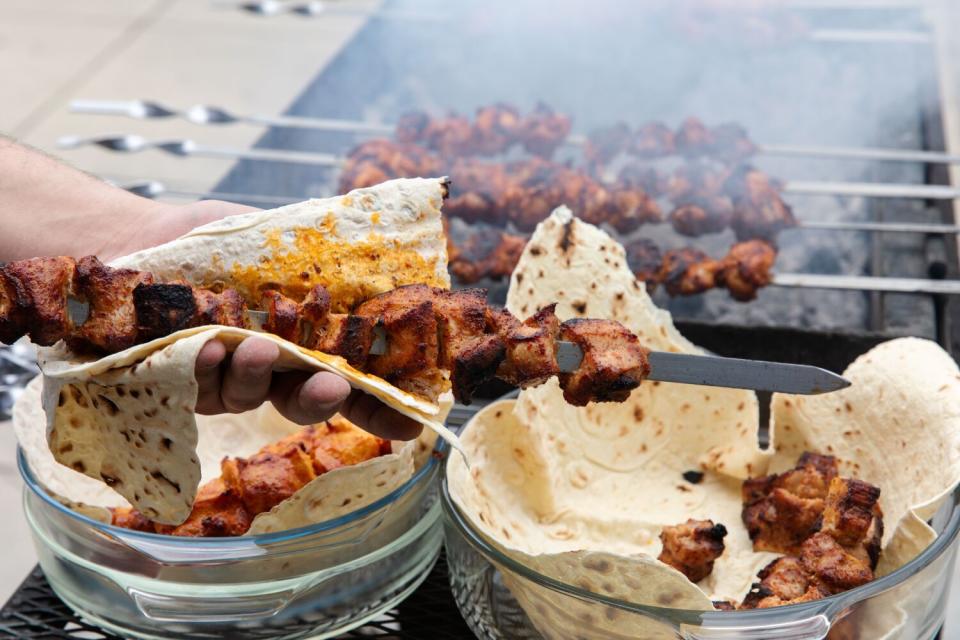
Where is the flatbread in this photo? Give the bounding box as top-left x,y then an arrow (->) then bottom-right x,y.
447,208 -> 960,640
34,177 -> 461,524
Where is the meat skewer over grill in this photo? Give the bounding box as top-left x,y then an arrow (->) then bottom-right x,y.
449,225 -> 777,302
0,255 -> 650,406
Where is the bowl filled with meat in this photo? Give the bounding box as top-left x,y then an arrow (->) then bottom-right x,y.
443,209 -> 960,639
7,178 -> 477,639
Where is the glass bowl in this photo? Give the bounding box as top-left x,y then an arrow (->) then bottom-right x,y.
442,470 -> 960,640
19,444 -> 444,640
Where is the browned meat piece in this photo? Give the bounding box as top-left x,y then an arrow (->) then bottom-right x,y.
740,556 -> 829,609
583,122 -> 631,168
658,519 -> 728,582
260,289 -> 300,343
472,104 -> 522,155
395,110 -> 430,144
725,168 -> 796,241
821,477 -> 883,570
624,238 -> 663,291
354,286 -> 443,401
658,248 -> 722,297
422,113 -> 474,157
450,228 -> 527,284
446,192 -> 500,226
631,122 -> 675,158
558,318 -> 650,406
0,256 -> 77,346
667,161 -> 731,202
221,444 -> 317,516
742,452 -> 838,555
716,240 -> 776,302
618,162 -> 669,198
110,506 -> 156,532
675,117 -> 716,157
711,122 -> 756,161
338,140 -> 440,193
800,532 -> 874,595
490,304 -> 560,389
192,287 -> 247,328
668,195 -> 734,237
154,477 -> 253,537
310,416 -> 389,473
517,103 -> 571,158
71,256 -> 154,353
313,314 -> 376,368
604,183 -> 662,232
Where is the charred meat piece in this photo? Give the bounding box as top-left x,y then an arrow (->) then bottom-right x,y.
558,318 -> 650,406
725,168 -> 796,241
422,113 -> 475,157
133,283 -> 198,341
658,248 -> 723,297
658,518 -> 728,582
472,103 -> 522,155
668,196 -> 734,237
337,140 -> 440,192
449,227 -> 527,284
71,256 -> 154,353
716,240 -> 776,302
110,506 -> 157,533
354,286 -> 443,401
624,238 -> 663,291
821,477 -> 883,570
433,288 -> 506,404
490,304 -> 561,389
675,117 -> 717,157
603,183 -> 662,232
260,289 -> 300,343
584,122 -> 631,168
1,256 -> 77,346
740,556 -> 828,609
800,532 -> 874,595
517,103 -> 572,158
153,477 -> 252,537
631,121 -> 675,158
741,452 -> 838,555
221,444 -> 317,516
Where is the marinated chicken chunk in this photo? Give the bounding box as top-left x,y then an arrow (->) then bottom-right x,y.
221,444 -> 317,516
674,117 -> 717,158
625,238 -> 663,291
726,168 -> 796,241
800,532 -> 874,595
517,103 -> 572,157
310,416 -> 390,473
490,304 -> 561,389
558,318 -> 650,406
472,103 -> 522,155
72,256 -> 154,353
821,477 -> 883,570
110,506 -> 157,533
1,256 -> 77,346
658,519 -> 728,582
668,196 -> 734,237
631,122 -> 676,158
740,556 -> 828,609
153,477 -> 252,537
716,240 -> 776,302
658,248 -> 722,297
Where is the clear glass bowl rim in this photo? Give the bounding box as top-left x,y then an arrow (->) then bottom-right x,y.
18,439 -> 445,550
441,464 -> 960,626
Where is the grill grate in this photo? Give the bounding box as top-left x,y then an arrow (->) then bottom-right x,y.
0,552 -> 472,640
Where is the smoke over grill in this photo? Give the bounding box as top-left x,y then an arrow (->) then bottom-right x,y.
214,0 -> 956,348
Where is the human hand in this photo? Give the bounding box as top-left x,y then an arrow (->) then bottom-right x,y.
194,337 -> 424,441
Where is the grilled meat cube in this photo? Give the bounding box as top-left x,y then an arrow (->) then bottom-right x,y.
717,240 -> 776,302
355,287 -> 443,401
432,288 -> 505,404
260,290 -> 300,343
604,184 -> 662,232
491,304 -> 561,389
631,121 -> 675,158
472,103 -> 521,155
300,284 -> 331,322
110,506 -> 156,533
675,117 -> 716,157
449,227 -> 526,284
313,314 -> 376,368
395,110 -> 430,144
740,556 -> 828,609
447,192 -> 499,226
221,444 -> 317,516
423,113 -> 474,157
133,283 -> 197,341
821,477 -> 883,570
1,256 -> 76,346
668,195 -> 734,237
558,318 -> 650,406
658,248 -> 722,297
625,238 -> 663,291
71,256 -> 153,353
517,103 -> 571,158
338,140 -> 440,193
726,168 -> 796,241
584,122 -> 631,168
618,162 -> 669,198
800,532 -> 874,595
742,452 -> 838,555
658,519 -> 728,582
153,477 -> 252,537
193,287 -> 246,327
711,122 -> 756,161
311,416 -> 388,473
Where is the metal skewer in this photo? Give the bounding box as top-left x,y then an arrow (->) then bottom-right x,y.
71,99 -> 960,166
115,180 -> 960,297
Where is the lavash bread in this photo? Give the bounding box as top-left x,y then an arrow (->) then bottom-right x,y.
34,177 -> 459,525
447,207 -> 960,640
